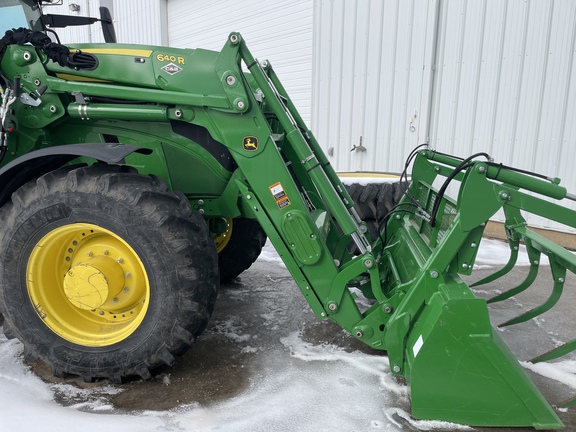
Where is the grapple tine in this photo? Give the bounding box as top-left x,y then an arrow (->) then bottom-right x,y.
369,150 -> 576,429
488,238 -> 541,304
499,255 -> 566,327
559,397 -> 576,408
470,238 -> 520,287
531,339 -> 576,363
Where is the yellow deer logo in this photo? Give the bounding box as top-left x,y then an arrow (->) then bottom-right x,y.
242,136 -> 259,151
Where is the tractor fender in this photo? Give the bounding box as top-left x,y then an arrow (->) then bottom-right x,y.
0,143 -> 152,207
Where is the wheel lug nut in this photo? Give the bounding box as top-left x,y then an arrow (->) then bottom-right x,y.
117,257 -> 123,264
103,249 -> 109,255
125,272 -> 131,278
87,251 -> 93,257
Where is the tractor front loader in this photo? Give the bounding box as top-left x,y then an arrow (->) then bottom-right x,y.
0,1 -> 574,428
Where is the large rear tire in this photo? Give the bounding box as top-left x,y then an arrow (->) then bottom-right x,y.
0,164 -> 219,382
214,217 -> 266,282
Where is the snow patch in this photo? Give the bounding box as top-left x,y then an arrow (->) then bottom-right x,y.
521,360 -> 576,390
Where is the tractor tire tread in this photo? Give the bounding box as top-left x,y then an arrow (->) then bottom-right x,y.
0,164 -> 218,382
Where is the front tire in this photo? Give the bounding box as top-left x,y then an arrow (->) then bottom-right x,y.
213,217 -> 266,282
0,164 -> 219,382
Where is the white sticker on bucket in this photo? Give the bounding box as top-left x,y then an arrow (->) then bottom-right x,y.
413,335 -> 424,358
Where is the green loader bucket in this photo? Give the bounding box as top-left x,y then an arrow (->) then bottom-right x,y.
372,149 -> 575,428
405,279 -> 562,428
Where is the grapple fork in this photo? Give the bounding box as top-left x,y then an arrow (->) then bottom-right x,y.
377,149 -> 576,428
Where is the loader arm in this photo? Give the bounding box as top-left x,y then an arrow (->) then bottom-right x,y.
201,34 -> 569,428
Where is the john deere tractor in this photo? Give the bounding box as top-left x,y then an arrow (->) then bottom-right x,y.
1,1 -> 575,428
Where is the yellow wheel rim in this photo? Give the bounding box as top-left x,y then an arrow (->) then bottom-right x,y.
212,217 -> 233,253
26,223 -> 150,347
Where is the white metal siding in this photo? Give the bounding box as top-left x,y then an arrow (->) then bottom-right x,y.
312,0 -> 438,173
431,0 -> 576,231
167,0 -> 314,123
113,0 -> 166,45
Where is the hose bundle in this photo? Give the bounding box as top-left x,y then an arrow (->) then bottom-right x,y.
0,27 -> 97,70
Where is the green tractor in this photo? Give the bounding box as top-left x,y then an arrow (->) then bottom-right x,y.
1,1 -> 575,428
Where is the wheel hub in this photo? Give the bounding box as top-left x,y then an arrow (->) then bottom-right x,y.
212,217 -> 233,253
26,223 -> 150,347
63,256 -> 125,310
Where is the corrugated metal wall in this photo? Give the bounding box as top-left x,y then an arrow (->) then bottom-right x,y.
312,0 -> 438,173
431,0 -> 576,231
113,0 -> 166,45
167,0 -> 314,123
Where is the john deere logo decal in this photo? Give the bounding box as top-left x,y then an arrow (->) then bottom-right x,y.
243,136 -> 259,151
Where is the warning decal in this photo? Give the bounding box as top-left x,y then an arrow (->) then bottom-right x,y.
269,182 -> 291,209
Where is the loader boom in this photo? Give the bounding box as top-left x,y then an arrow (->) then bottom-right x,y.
0,2 -> 574,428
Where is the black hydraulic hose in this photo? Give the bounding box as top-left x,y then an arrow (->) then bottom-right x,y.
429,152 -> 490,227
486,162 -> 551,182
377,202 -> 420,248
0,27 -> 97,70
399,143 -> 429,210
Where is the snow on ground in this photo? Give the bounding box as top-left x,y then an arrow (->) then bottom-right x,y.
0,329 -> 470,432
0,238 -> 570,431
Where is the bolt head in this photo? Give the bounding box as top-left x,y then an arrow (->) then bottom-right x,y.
328,303 -> 337,311
392,365 -> 401,373
430,270 -> 439,279
117,257 -> 124,264
236,100 -> 245,110
384,306 -> 392,314
355,331 -> 363,338
226,75 -> 236,86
